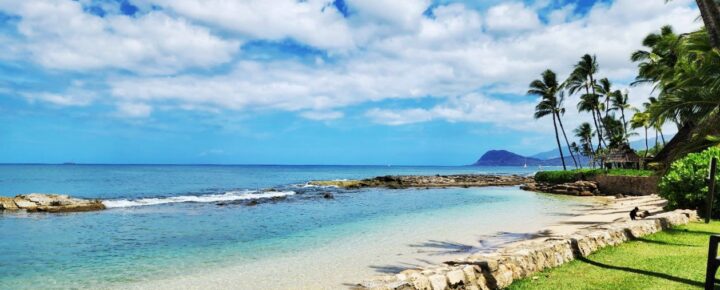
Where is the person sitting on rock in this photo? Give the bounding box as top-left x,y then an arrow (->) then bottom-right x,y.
630,207 -> 639,220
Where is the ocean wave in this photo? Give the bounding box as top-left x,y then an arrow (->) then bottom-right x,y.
102,190 -> 296,208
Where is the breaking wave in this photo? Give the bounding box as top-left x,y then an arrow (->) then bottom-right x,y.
102,190 -> 296,208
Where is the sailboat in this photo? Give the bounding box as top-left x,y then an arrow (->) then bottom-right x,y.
523,158 -> 527,168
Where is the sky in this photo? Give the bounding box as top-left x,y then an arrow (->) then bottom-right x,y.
0,0 -> 703,165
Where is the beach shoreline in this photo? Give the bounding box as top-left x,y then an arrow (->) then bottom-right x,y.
102,189 -> 665,290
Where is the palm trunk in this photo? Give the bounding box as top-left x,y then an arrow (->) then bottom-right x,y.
588,137 -> 595,168
552,113 -> 567,170
556,112 -> 578,168
644,126 -> 649,159
660,129 -> 666,145
585,86 -> 604,152
596,108 -> 608,149
697,0 -> 720,48
620,108 -> 628,143
655,129 -> 659,149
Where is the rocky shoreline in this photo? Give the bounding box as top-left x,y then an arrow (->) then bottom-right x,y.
311,174 -> 533,189
520,181 -> 600,196
0,193 -> 105,213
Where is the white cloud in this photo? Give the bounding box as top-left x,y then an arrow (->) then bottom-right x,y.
484,2 -> 541,32
116,102 -> 152,118
25,92 -> 93,107
138,0 -> 354,51
0,0 -> 238,74
365,93 -> 540,131
300,110 -> 345,121
0,0 -> 702,132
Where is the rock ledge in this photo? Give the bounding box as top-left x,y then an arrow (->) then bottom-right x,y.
0,193 -> 105,213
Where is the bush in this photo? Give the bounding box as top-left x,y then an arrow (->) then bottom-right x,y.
534,169 -> 604,184
659,147 -> 720,218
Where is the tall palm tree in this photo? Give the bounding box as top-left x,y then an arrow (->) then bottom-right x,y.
554,91 -> 580,168
570,142 -> 582,169
529,69 -> 568,170
630,110 -> 651,158
596,78 -> 613,119
574,122 -> 595,168
610,89 -> 631,142
567,54 -> 606,149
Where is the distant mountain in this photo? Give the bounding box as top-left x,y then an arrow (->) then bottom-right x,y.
475,134 -> 673,167
473,150 -> 543,166
472,150 -> 590,167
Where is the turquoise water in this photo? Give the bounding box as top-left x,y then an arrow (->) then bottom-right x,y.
0,165 -> 572,289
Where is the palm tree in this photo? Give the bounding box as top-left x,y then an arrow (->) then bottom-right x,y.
595,78 -> 615,120
610,89 -> 631,142
574,122 -> 595,167
529,69 -> 568,170
570,142 -> 582,169
630,110 -> 651,158
567,54 -> 606,149
555,91 -> 580,168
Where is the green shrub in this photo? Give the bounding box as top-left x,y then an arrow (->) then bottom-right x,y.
534,169 -> 604,184
659,147 -> 720,218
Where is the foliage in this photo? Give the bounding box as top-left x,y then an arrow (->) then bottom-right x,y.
534,169 -> 604,184
536,168 -> 655,183
509,221 -> 719,290
659,146 -> 720,217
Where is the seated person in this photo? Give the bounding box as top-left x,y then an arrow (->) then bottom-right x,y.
630,207 -> 639,220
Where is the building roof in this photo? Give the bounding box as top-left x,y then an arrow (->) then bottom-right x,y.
604,144 -> 641,163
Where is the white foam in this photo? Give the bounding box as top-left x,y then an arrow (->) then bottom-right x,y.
102,190 -> 296,208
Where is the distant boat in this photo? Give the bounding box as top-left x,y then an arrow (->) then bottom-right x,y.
523,159 -> 527,168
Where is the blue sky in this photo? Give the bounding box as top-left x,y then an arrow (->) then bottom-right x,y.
0,0 -> 701,165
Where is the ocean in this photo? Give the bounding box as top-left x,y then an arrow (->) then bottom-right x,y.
0,164 -> 585,289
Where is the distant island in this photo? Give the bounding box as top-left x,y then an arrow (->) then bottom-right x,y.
472,150 -> 577,166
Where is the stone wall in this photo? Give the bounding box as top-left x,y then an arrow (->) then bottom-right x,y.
588,175 -> 660,196
355,209 -> 697,290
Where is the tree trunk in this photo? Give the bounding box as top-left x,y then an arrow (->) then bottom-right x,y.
620,108 -> 628,143
588,137 -> 595,168
552,113 -> 567,170
585,86 -> 604,152
660,129 -> 666,145
644,126 -> 649,159
556,112 -> 579,168
697,0 -> 720,48
596,108 -> 608,148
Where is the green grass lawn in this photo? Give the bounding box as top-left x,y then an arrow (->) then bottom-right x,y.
509,221 -> 720,290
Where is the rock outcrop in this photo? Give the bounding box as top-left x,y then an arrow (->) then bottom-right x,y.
356,209 -> 697,290
520,181 -> 600,196
0,193 -> 105,213
312,175 -> 533,189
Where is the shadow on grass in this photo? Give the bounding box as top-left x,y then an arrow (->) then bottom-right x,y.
634,237 -> 699,247
665,228 -> 720,236
577,257 -> 704,287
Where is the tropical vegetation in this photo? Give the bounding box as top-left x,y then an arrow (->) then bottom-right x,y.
659,146 -> 720,218
528,0 -> 720,171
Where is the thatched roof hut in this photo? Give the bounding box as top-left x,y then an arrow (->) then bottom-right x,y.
604,144 -> 641,169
